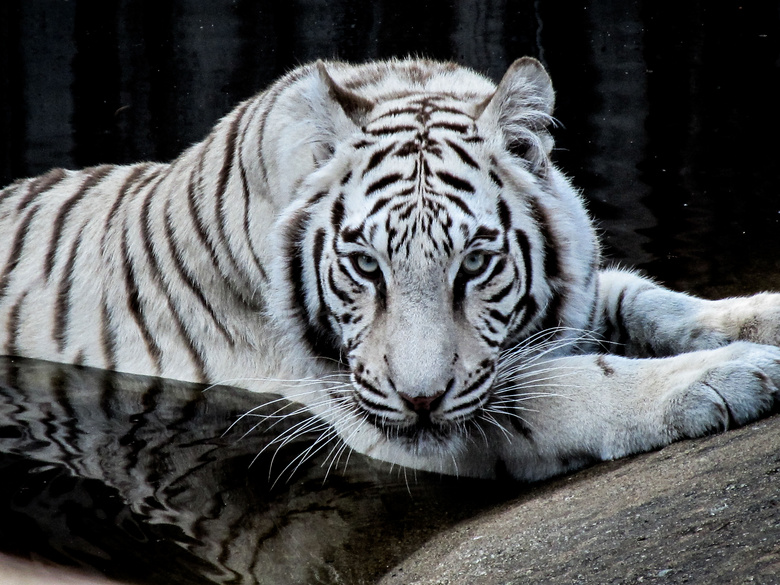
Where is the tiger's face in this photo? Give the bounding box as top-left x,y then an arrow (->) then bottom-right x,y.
279,90 -> 554,454
328,141 -> 527,447
270,58 -> 598,457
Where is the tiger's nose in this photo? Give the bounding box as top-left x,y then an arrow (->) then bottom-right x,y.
399,391 -> 446,413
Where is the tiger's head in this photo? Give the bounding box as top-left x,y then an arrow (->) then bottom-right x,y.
267,58 -> 599,460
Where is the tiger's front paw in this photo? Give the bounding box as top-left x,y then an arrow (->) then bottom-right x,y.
708,293 -> 780,347
664,342 -> 780,439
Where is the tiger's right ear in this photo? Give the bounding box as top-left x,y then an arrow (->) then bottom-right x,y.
259,61 -> 377,203
315,61 -> 374,128
294,61 -> 376,167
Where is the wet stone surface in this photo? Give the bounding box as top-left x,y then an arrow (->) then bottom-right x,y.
378,415 -> 780,585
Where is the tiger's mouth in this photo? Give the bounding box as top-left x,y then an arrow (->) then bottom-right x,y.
376,413 -> 458,448
348,365 -> 499,450
361,395 -> 480,450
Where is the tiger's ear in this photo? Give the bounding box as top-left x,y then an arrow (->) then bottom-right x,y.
315,61 -> 374,127
475,57 -> 556,174
305,61 -> 374,164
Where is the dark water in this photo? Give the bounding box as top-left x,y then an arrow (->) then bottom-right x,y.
0,1 -> 779,583
0,357 -> 515,584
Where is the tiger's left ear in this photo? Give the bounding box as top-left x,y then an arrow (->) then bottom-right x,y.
475,57 -> 556,173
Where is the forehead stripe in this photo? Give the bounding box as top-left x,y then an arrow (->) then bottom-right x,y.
436,171 -> 475,194
365,173 -> 403,196
444,139 -> 480,169
440,193 -> 475,217
363,144 -> 395,176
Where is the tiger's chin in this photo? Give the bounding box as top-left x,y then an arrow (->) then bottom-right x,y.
359,410 -> 473,462
383,419 -> 457,451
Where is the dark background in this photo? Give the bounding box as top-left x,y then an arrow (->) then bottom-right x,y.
1,0 -> 779,296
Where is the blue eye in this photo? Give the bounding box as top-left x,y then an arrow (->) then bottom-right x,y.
351,254 -> 381,279
461,251 -> 489,275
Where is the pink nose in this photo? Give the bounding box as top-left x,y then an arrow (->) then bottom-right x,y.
399,391 -> 445,413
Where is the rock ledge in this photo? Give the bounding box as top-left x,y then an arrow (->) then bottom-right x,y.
380,414 -> 780,585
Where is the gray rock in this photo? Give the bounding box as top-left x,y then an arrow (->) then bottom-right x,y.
379,414 -> 780,585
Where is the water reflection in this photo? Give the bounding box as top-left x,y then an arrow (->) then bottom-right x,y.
0,357 -> 513,585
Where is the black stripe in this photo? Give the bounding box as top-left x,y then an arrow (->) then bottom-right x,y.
53,224 -> 86,353
331,194 -> 346,231
366,125 -> 418,135
444,139 -> 480,169
187,157 -> 225,275
510,294 -> 538,337
285,210 -> 310,327
430,122 -> 469,133
486,281 -> 514,304
538,291 -> 564,332
356,393 -> 397,414
488,169 -> 503,189
284,210 -> 340,361
312,228 -> 330,331
140,179 -> 208,382
43,165 -> 115,280
100,295 -> 118,371
436,171 -> 475,194
441,192 -> 475,217
474,227 -> 500,242
354,372 -> 388,398
0,180 -> 24,206
453,368 -> 493,400
16,167 -> 67,212
0,203 -> 40,301
365,173 -> 403,196
163,201 -> 235,346
187,158 -> 257,308
214,104 -> 250,281
121,222 -> 163,374
328,266 -> 354,305
45,165 -> 113,280
509,229 -> 538,335
515,229 -> 533,293
235,101 -> 269,282
497,198 -> 512,231
368,195 -> 395,217
336,258 -> 364,289
4,290 -> 27,356
488,308 -> 512,326
480,257 -> 508,287
606,288 -> 630,352
363,144 -> 395,176
101,165 -> 152,250
528,196 -> 562,280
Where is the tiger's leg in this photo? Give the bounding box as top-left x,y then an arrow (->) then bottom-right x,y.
496,341 -> 780,481
596,269 -> 780,357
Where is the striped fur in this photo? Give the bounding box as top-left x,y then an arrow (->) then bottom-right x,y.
2,58 -> 780,480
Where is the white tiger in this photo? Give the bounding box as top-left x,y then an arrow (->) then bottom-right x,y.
1,57 -> 779,481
